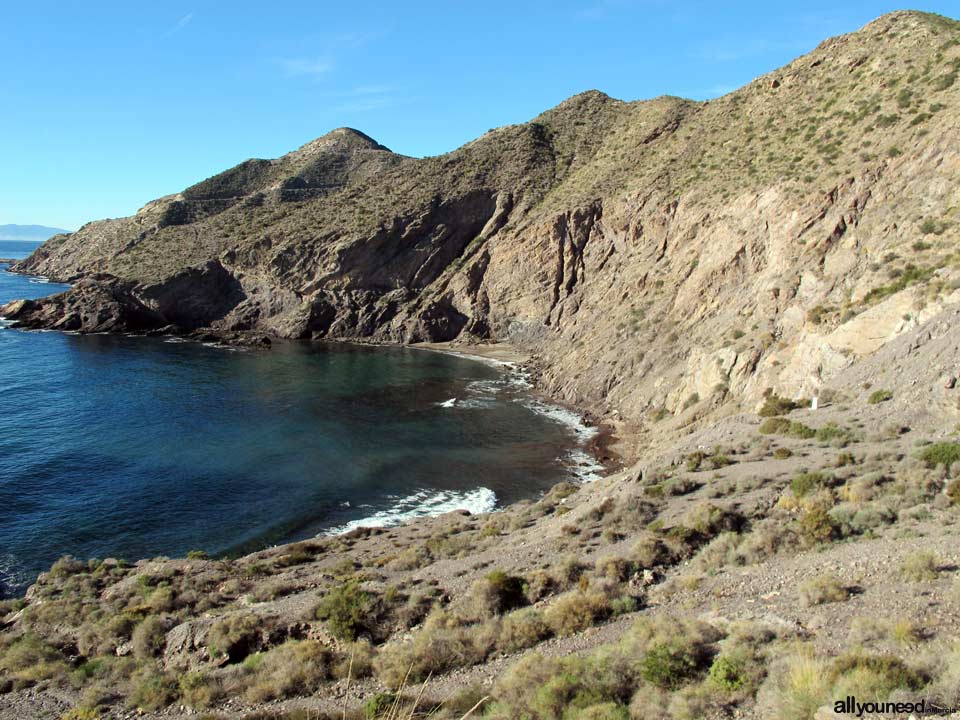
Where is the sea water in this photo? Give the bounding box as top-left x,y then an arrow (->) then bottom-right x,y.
0,240 -> 599,596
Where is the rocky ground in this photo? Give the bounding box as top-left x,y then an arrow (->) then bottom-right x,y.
2,303 -> 959,719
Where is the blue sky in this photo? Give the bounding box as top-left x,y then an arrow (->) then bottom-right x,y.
2,1 -> 958,230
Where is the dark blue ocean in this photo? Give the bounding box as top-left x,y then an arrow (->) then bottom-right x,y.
0,240 -> 597,597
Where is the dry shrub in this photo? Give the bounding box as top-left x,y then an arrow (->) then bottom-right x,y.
595,556 -> 634,582
900,551 -> 941,582
243,640 -> 332,703
550,555 -> 590,588
178,671 -> 221,709
632,535 -> 674,568
131,616 -> 166,659
374,609 -> 494,686
331,638 -> 376,680
207,612 -> 261,662
0,633 -> 67,689
798,574 -> 850,606
734,518 -> 797,564
497,608 -> 552,653
126,667 -> 178,711
544,590 -> 611,637
453,571 -> 527,622
756,648 -> 830,720
692,532 -> 742,572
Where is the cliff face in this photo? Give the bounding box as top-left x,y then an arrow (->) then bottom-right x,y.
6,11 -> 960,447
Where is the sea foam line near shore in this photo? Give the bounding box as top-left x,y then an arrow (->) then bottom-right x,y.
426,347 -> 605,482
327,354 -> 604,534
328,487 -> 498,535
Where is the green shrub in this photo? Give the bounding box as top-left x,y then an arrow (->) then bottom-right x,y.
709,654 -> 747,692
61,709 -> 100,720
131,616 -> 166,659
759,417 -> 791,435
919,442 -> 960,472
710,454 -> 734,470
868,389 -> 893,404
814,424 -> 846,442
760,394 -> 800,417
314,580 -> 373,641
790,472 -> 829,498
127,668 -> 177,711
273,541 -> 322,568
640,641 -> 704,689
363,692 -> 397,719
686,451 -> 705,472
787,422 -> 816,439
797,504 -> 838,545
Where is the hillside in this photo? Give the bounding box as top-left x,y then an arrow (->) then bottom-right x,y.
2,10 -> 960,720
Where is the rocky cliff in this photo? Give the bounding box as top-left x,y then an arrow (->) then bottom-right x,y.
5,10 -> 960,455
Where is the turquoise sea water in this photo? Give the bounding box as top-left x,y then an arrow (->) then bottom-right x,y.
0,240 -> 595,596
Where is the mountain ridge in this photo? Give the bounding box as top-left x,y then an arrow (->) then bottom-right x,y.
0,224 -> 71,242
4,9 -> 959,460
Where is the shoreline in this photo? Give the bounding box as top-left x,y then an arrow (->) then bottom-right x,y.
0,324 -> 622,595
409,340 -> 622,474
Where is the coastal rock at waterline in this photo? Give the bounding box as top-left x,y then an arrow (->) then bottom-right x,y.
0,275 -> 166,333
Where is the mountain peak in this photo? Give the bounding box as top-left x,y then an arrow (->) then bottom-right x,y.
289,127 -> 392,160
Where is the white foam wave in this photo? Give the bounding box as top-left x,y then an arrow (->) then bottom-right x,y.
0,554 -> 30,598
515,398 -> 605,482
438,398 -> 457,408
328,487 -> 497,535
454,397 -> 496,409
516,398 -> 598,443
564,449 -> 606,483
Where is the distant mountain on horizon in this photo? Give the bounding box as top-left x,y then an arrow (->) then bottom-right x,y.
0,224 -> 71,243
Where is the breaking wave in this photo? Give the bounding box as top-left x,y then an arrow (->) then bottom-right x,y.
328,487 -> 498,535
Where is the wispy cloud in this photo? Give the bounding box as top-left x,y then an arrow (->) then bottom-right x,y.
276,57 -> 334,78
273,27 -> 390,82
162,12 -> 194,38
331,84 -> 415,113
